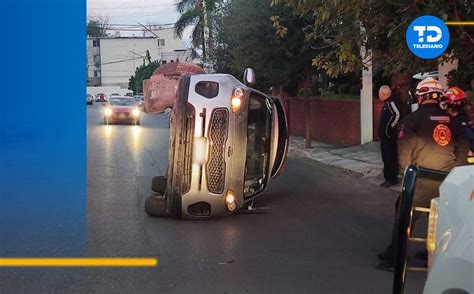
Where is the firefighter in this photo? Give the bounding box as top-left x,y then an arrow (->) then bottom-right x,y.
376,77 -> 460,271
445,86 -> 474,164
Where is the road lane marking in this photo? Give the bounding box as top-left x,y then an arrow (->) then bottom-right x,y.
0,258 -> 158,267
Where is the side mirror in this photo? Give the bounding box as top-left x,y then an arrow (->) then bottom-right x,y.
243,68 -> 256,86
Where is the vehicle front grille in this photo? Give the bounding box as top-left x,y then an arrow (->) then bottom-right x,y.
206,108 -> 229,194
181,103 -> 195,194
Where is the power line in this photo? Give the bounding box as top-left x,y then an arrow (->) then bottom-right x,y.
87,4 -> 175,11
88,56 -> 143,66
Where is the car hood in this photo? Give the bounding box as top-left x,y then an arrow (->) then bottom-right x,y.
110,106 -> 136,112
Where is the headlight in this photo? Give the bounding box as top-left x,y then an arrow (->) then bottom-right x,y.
225,190 -> 237,212
104,108 -> 112,116
231,87 -> 244,112
132,108 -> 140,117
427,198 -> 439,253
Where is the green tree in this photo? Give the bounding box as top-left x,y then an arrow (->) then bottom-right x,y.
87,15 -> 109,38
271,0 -> 474,79
128,61 -> 161,94
174,0 -> 222,61
213,0 -> 314,91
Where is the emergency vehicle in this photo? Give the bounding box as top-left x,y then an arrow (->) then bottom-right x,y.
393,165 -> 474,294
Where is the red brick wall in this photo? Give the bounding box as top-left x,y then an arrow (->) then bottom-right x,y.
285,97 -> 383,146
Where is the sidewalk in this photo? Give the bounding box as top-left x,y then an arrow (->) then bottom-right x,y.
288,136 -> 402,191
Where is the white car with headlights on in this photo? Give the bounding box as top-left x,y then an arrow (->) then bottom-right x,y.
103,96 -> 141,125
145,68 -> 289,219
423,166 -> 474,294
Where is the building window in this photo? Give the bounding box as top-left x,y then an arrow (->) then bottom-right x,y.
92,39 -> 100,47
158,39 -> 165,47
170,60 -> 174,63
94,70 -> 101,77
162,60 -> 167,64
93,55 -> 100,63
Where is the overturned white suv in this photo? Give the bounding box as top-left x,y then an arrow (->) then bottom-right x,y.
145,69 -> 289,219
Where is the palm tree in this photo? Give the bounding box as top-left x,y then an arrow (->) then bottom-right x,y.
174,0 -> 220,61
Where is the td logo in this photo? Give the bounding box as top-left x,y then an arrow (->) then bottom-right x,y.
406,15 -> 450,59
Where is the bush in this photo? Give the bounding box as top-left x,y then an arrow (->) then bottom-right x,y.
339,84 -> 351,94
328,85 -> 338,93
311,87 -> 321,96
350,85 -> 360,95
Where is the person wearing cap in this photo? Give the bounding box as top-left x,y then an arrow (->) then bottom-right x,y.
378,85 -> 402,187
376,77 -> 460,271
445,86 -> 474,164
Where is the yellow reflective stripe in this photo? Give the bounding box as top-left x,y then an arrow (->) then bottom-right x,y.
0,258 -> 158,267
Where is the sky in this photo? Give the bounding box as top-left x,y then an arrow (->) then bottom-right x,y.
87,0 -> 193,42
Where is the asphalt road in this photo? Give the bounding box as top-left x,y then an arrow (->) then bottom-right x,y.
0,104 -> 426,293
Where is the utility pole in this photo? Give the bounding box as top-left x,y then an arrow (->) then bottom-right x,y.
138,22 -> 161,64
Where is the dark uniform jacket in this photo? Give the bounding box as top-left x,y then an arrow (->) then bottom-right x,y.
451,113 -> 471,165
379,97 -> 402,140
398,103 -> 459,172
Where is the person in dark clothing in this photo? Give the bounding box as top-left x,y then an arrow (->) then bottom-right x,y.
378,85 -> 402,187
445,86 -> 473,165
376,77 -> 460,271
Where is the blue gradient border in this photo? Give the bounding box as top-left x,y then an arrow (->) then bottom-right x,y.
0,0 -> 86,256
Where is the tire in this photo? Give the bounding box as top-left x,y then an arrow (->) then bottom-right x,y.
145,195 -> 169,217
151,176 -> 167,194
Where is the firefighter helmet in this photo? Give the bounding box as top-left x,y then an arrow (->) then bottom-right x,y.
445,87 -> 467,104
415,77 -> 444,100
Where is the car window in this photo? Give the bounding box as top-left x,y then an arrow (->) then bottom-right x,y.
195,81 -> 219,98
109,98 -> 136,106
244,91 -> 272,198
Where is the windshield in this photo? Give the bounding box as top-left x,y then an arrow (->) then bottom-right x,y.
109,98 -> 136,106
244,91 -> 272,198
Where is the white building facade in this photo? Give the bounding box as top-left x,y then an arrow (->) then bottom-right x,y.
87,28 -> 192,88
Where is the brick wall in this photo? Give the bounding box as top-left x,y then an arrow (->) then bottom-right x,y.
284,97 -> 383,146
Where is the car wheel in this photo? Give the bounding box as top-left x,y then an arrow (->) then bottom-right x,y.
151,176 -> 167,194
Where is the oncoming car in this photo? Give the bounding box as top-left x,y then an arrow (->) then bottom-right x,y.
145,69 -> 289,219
103,96 -> 141,125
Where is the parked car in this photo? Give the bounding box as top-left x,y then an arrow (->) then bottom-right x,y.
125,92 -> 134,97
145,68 -> 289,219
133,95 -> 144,109
86,94 -> 94,105
95,93 -> 106,102
103,96 -> 141,125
